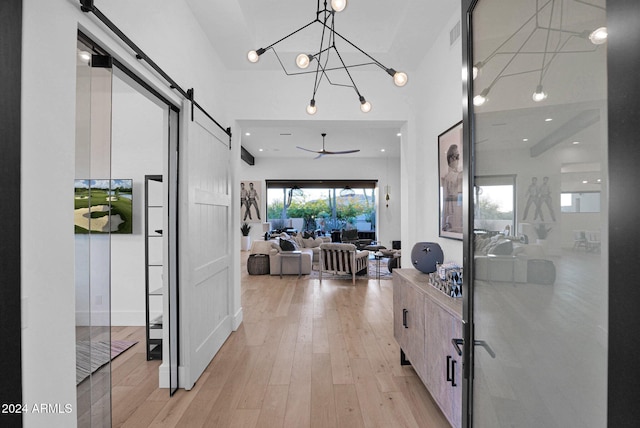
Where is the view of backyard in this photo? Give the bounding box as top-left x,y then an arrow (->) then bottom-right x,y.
267,186 -> 377,233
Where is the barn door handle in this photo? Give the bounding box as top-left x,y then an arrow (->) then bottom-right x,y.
402,309 -> 408,328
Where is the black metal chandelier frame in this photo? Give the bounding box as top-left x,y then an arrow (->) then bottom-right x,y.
248,0 -> 407,114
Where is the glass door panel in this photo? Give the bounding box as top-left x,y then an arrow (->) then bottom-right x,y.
75,38 -> 113,428
469,0 -> 608,426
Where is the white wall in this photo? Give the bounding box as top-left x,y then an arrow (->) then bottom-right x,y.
111,73 -> 164,326
402,6 -> 464,266
22,1 -> 233,426
240,156 -> 402,249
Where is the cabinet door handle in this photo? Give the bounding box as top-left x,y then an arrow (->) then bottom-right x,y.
402,309 -> 408,328
451,338 -> 464,356
446,355 -> 453,382
451,359 -> 457,387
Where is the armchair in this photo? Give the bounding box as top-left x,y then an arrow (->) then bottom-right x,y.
340,229 -> 372,250
319,243 -> 369,285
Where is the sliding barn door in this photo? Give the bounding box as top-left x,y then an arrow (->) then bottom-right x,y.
179,101 -> 232,389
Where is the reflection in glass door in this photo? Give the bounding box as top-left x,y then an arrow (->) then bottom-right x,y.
75,39 -> 113,428
467,0 -> 608,426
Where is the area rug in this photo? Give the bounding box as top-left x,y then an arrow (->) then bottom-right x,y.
310,258 -> 393,280
76,340 -> 137,385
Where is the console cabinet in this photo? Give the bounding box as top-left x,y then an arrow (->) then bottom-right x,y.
393,269 -> 463,428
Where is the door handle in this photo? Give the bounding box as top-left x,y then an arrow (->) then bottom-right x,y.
446,355 -> 453,382
474,339 -> 496,358
402,309 -> 408,328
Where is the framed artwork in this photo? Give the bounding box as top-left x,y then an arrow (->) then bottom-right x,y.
74,179 -> 133,234
240,180 -> 262,223
438,121 -> 463,240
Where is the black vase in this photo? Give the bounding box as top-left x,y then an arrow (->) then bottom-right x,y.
411,242 -> 444,274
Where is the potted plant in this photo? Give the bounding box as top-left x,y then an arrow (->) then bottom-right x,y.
535,223 -> 551,251
240,222 -> 252,251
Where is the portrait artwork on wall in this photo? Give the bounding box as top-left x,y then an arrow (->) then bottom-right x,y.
438,121 -> 464,240
241,180 -> 262,223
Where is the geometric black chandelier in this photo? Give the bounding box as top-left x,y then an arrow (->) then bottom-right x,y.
247,0 -> 408,115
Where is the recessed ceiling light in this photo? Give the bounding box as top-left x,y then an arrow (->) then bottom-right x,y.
582,180 -> 589,184
545,118 -> 553,122
523,138 -> 529,142
572,141 -> 580,145
397,133 -> 402,137
245,132 -> 251,136
380,149 -> 386,152
597,178 -> 602,183
258,148 -> 263,152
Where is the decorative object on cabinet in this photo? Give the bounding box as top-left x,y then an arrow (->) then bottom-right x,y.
145,175 -> 163,360
438,121 -> 464,240
410,242 -> 444,273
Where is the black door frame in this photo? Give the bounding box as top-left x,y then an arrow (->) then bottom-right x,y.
461,0 -> 640,426
0,0 -> 23,426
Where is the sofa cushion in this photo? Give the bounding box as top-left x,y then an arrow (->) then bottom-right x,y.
304,237 -> 321,248
251,240 -> 279,255
488,239 -> 513,255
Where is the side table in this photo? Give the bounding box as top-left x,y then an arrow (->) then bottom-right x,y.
279,250 -> 302,278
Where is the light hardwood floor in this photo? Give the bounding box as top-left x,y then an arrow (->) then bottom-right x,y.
111,253 -> 450,428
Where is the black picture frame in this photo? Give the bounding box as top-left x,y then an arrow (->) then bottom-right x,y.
438,121 -> 464,240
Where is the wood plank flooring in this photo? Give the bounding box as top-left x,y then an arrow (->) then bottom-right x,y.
111,252 -> 450,428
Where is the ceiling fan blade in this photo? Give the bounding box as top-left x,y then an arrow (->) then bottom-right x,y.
296,146 -> 320,153
323,149 -> 361,155
313,153 -> 324,160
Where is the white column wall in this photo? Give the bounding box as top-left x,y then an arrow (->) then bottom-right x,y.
402,5 -> 464,266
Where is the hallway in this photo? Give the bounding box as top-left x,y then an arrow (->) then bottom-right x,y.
112,254 -> 450,427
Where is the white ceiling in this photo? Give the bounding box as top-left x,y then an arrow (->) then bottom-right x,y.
185,0 -> 455,159
184,0 -> 607,166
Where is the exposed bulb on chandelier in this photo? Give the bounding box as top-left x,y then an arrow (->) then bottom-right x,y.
296,53 -> 311,69
589,27 -> 607,45
331,0 -> 347,12
532,85 -> 547,102
474,88 -> 489,106
393,71 -> 408,87
306,99 -> 317,115
359,96 -> 372,113
247,50 -> 260,63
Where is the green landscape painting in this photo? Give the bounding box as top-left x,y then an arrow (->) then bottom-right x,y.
74,179 -> 133,234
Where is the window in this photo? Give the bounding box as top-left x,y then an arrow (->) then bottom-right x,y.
266,180 -> 377,233
474,175 -> 516,234
561,192 -> 601,213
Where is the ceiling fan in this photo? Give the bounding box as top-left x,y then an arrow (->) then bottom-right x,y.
296,133 -> 360,159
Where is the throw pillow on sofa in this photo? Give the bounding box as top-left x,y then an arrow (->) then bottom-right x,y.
279,238 -> 298,252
